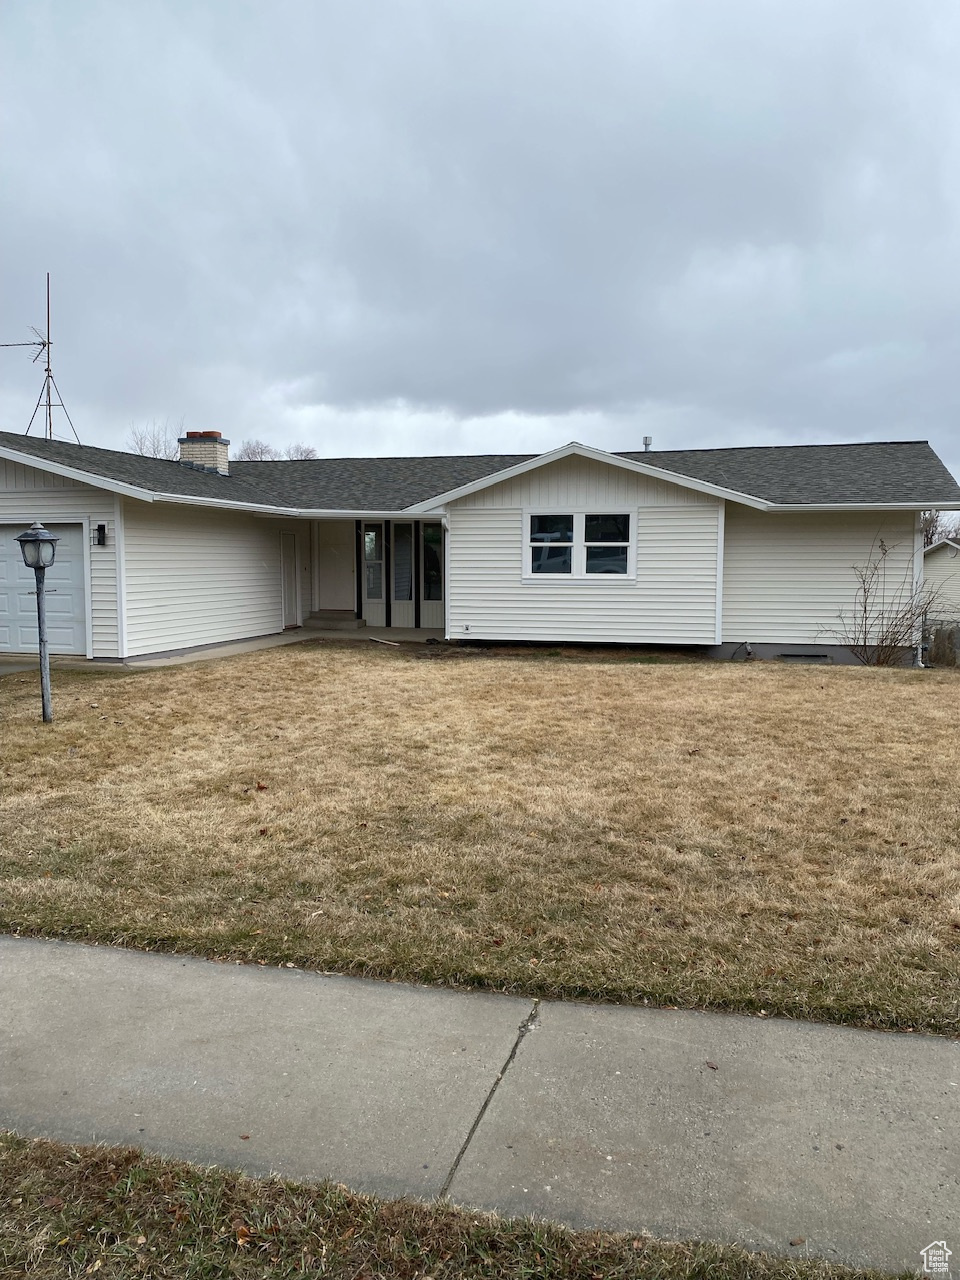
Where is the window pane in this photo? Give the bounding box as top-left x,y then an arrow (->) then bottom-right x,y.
366,562 -> 383,598
530,514 -> 573,543
364,528 -> 382,562
531,545 -> 572,574
422,523 -> 443,600
393,523 -> 413,601
586,546 -> 628,574
585,514 -> 630,543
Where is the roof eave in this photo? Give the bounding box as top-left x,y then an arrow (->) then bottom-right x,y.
771,502 -> 960,512
253,508 -> 420,520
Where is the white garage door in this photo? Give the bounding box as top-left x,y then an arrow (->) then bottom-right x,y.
0,523 -> 88,655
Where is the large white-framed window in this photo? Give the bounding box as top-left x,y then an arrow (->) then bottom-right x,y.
523,511 -> 635,580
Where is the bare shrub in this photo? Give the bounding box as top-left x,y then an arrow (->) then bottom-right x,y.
828,538 -> 942,666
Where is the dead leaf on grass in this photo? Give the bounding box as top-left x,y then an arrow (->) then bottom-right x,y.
233,1219 -> 255,1246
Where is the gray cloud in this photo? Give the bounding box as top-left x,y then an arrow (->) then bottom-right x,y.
2,0 -> 960,475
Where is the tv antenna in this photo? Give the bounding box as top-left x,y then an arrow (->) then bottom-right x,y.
0,273 -> 81,442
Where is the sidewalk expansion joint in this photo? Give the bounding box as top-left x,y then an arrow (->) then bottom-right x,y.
438,998 -> 540,1200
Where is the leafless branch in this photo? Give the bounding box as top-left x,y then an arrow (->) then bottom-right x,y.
234,438 -> 282,461
127,417 -> 182,459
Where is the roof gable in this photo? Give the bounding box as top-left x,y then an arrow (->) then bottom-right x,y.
404,441 -> 768,511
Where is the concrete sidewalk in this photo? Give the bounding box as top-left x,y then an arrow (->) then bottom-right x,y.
0,937 -> 956,1273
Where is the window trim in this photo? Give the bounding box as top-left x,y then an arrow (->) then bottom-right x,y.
522,508 -> 636,581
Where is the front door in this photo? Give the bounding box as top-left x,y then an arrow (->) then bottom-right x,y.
315,520 -> 356,611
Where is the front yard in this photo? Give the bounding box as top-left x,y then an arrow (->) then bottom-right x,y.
1,642 -> 958,1033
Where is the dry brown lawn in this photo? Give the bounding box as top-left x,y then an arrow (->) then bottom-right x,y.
2,1132 -> 891,1280
0,1131 -> 892,1280
1,641 -> 959,1034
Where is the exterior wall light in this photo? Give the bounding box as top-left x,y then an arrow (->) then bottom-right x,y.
15,522 -> 60,722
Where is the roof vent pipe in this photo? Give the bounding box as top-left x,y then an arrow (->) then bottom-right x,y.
643,436 -> 652,452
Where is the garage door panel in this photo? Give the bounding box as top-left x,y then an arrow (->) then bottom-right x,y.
0,524 -> 87,655
44,593 -> 79,620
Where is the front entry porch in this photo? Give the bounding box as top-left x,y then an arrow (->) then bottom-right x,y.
284,518 -> 446,633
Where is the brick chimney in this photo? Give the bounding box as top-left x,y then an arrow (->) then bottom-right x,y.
178,431 -> 230,476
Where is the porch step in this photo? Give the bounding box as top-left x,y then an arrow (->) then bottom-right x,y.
305,611 -> 367,631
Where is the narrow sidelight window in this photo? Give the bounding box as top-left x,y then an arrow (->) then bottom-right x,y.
393,523 -> 414,601
364,525 -> 383,599
422,523 -> 443,600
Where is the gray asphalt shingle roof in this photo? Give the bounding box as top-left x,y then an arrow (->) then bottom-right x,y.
1,430 -> 958,510
619,442 -> 960,506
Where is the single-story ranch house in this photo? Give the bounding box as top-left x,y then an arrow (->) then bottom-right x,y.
2,428 -> 959,662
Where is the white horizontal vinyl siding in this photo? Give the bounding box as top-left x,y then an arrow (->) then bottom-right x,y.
0,460 -> 119,657
447,503 -> 721,644
122,501 -> 285,656
722,506 -> 917,644
924,545 -> 960,620
465,454 -> 715,508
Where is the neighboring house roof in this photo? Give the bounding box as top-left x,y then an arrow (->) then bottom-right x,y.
924,538 -> 960,555
1,429 -> 959,513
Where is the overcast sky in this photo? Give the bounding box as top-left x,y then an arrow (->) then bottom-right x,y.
2,1 -> 960,473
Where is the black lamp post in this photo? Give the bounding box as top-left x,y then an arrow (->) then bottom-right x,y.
15,522 -> 60,723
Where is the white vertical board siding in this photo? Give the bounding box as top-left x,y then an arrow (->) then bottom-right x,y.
721,506 -> 917,644
0,461 -> 119,657
924,544 -> 960,620
447,502 -> 721,643
122,501 -> 284,656
464,454 -> 716,508
0,459 -> 86,494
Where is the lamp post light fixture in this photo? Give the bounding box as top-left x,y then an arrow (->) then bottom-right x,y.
15,521 -> 60,723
